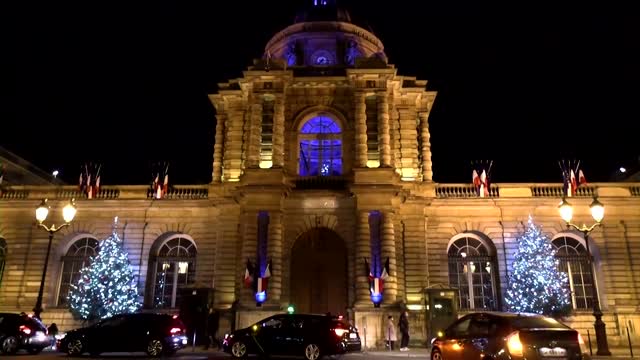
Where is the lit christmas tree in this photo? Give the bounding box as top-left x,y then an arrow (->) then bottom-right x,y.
505,216 -> 572,318
68,217 -> 140,321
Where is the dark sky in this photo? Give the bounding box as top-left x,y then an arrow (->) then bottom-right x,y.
2,1 -> 639,185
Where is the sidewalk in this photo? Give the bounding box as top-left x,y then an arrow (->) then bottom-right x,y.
362,346 -> 640,359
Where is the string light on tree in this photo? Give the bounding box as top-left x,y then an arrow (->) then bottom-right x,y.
505,216 -> 572,318
68,216 -> 140,321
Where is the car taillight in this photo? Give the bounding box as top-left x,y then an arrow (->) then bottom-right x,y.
506,331 -> 523,357
170,327 -> 182,334
19,325 -> 32,335
334,328 -> 348,337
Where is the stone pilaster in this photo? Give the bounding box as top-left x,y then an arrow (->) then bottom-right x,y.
356,211 -> 372,305
212,113 -> 226,183
390,104 -> 401,174
397,108 -> 419,180
381,211 -> 397,304
214,204 -> 240,307
224,107 -> 245,181
354,92 -> 368,168
247,102 -> 263,168
377,91 -> 391,167
267,211 -> 283,303
418,111 -> 433,182
272,96 -> 285,168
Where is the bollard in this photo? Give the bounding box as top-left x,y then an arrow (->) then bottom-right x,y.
587,329 -> 593,356
627,326 -> 634,358
192,331 -> 197,352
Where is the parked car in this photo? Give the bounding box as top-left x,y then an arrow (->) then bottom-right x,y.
430,311 -> 590,360
223,313 -> 361,359
0,312 -> 49,355
57,312 -> 188,357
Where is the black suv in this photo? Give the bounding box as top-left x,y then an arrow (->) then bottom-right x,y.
58,312 -> 187,357
223,313 -> 361,360
0,313 -> 49,355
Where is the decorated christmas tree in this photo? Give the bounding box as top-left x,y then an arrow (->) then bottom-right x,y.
505,216 -> 572,318
69,217 -> 140,321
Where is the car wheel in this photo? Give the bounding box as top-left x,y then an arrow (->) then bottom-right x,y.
27,347 -> 44,355
66,338 -> 85,356
1,336 -> 18,355
304,343 -> 322,360
431,348 -> 443,360
146,338 -> 164,357
231,341 -> 248,358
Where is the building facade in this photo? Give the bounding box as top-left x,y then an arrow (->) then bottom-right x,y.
2,2 -> 640,348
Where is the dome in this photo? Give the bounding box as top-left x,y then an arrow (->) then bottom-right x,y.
264,0 -> 387,68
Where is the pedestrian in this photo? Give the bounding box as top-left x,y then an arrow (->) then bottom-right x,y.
48,323 -> 59,349
399,310 -> 410,351
205,308 -> 220,350
386,315 -> 397,350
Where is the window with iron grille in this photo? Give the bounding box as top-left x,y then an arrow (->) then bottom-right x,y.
58,237 -> 99,306
552,236 -> 594,309
152,237 -> 197,309
448,237 -> 498,310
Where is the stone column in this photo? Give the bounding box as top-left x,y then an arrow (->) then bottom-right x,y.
225,108 -> 245,182
354,92 -> 368,167
381,211 -> 397,304
272,96 -> 285,168
377,91 -> 391,167
212,113 -> 226,183
267,211 -> 283,303
391,104 -> 401,171
355,210 -> 371,305
247,101 -> 263,168
418,111 -> 433,181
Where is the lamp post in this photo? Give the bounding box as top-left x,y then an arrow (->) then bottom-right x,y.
33,198 -> 77,319
558,196 -> 611,356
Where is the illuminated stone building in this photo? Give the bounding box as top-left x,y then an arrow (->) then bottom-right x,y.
1,0 -> 640,348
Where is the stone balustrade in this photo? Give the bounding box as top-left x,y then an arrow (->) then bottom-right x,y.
1,182 -> 638,200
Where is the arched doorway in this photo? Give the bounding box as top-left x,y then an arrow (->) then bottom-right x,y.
290,227 -> 348,315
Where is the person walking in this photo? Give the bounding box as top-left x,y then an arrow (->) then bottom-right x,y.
205,308 -> 220,350
386,315 -> 397,350
48,323 -> 59,350
399,310 -> 410,351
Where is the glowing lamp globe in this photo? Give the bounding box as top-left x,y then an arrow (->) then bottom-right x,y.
590,198 -> 605,223
63,199 -> 77,223
558,198 -> 573,223
255,291 -> 267,303
35,199 -> 50,223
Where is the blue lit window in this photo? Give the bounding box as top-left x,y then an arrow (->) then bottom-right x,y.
299,116 -> 342,176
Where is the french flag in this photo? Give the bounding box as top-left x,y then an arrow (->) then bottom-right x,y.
569,170 -> 577,196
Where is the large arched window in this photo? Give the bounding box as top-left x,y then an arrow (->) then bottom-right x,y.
58,237 -> 99,306
448,236 -> 498,310
298,115 -> 342,176
0,238 -> 6,288
552,236 -> 594,310
151,236 -> 197,309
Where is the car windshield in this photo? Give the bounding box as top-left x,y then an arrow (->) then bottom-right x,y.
511,316 -> 568,329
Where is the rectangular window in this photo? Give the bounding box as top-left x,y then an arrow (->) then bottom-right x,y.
260,99 -> 274,168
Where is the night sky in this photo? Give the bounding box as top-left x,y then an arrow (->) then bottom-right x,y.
3,1 -> 638,185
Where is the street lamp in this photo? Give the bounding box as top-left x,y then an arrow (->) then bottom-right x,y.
558,196 -> 611,356
33,198 -> 77,319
